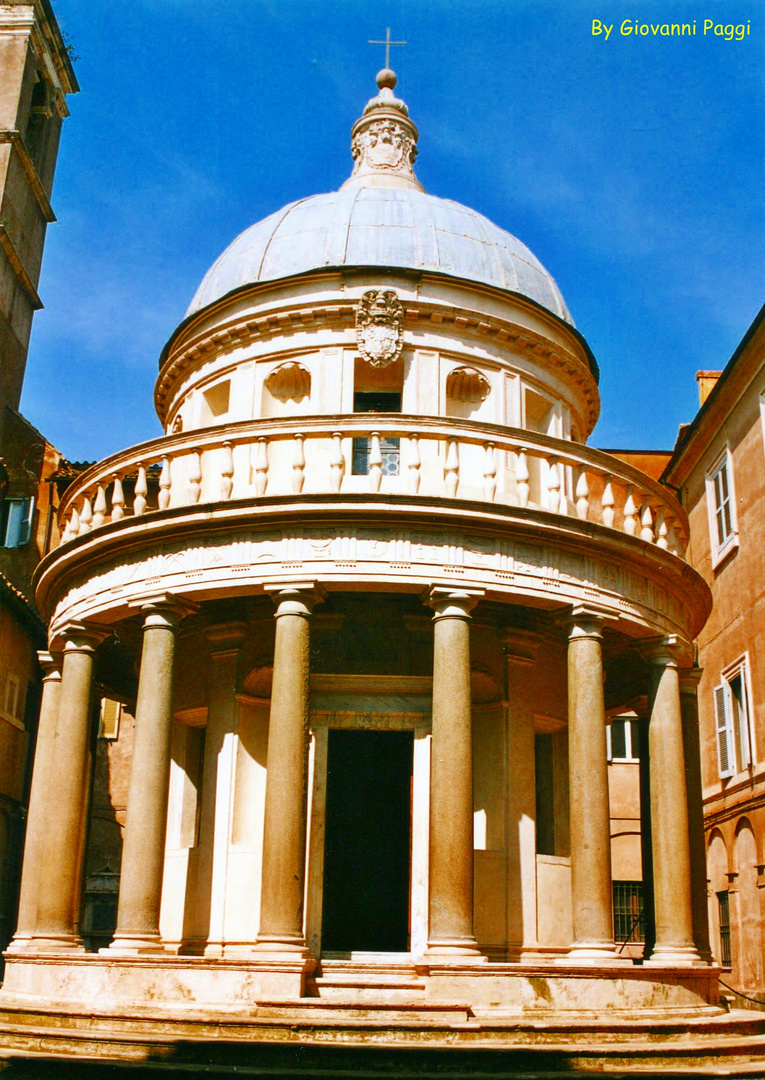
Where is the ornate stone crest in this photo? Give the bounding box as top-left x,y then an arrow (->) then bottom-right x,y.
351,119 -> 418,179
355,290 -> 404,368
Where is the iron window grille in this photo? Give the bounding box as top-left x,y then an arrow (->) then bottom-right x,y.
613,880 -> 644,943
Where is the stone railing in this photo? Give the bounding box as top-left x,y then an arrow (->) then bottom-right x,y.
56,416 -> 688,558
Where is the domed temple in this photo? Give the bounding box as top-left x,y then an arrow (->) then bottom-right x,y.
0,70 -> 725,1043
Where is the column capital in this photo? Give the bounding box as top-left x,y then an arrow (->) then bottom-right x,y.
265,581 -> 327,618
55,622 -> 107,655
130,593 -> 199,632
639,633 -> 692,669
559,604 -> 616,641
423,585 -> 484,621
678,665 -> 704,693
37,650 -> 62,680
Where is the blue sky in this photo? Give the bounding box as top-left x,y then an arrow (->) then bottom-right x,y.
25,0 -> 764,460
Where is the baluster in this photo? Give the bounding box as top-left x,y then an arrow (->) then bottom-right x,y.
575,466 -> 590,520
483,442 -> 497,502
407,434 -> 421,495
368,432 -> 383,493
292,434 -> 305,494
623,485 -> 638,536
517,448 -> 529,508
444,438 -> 459,498
640,499 -> 655,543
545,456 -> 561,513
159,456 -> 172,510
68,505 -> 80,539
92,484 -> 107,528
668,518 -> 684,558
189,451 -> 202,504
253,437 -> 269,496
133,465 -> 148,516
655,507 -> 669,549
111,475 -> 125,521
601,474 -> 615,528
79,495 -> 93,534
61,516 -> 71,544
558,463 -> 572,516
330,432 -> 344,494
220,441 -> 234,501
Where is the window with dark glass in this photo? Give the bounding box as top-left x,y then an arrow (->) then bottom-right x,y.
613,880 -> 644,943
352,391 -> 401,477
717,890 -> 732,967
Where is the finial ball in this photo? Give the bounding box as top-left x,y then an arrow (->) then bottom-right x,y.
376,68 -> 397,90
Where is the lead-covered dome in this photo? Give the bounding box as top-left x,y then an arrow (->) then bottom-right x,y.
187,187 -> 572,324
186,70 -> 573,325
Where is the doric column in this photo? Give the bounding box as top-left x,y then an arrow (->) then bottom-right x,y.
679,666 -> 714,964
110,597 -> 192,952
257,583 -> 325,953
642,637 -> 701,965
32,624 -> 103,949
426,586 -> 484,959
8,652 -> 63,950
564,606 -> 623,964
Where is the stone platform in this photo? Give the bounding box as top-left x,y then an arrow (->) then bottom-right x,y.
1,954 -> 764,1072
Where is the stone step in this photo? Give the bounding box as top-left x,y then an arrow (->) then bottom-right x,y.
255,996 -> 471,1024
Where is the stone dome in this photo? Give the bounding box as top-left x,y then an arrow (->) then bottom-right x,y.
186,187 -> 573,325
186,72 -> 572,325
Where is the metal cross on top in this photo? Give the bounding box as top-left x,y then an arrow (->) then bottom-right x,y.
368,27 -> 407,69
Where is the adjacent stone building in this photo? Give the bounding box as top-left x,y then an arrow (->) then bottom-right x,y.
664,304 -> 765,1000
0,70 -> 726,1048
0,0 -> 76,955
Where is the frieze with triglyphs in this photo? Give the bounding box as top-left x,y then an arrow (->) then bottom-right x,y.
48,523 -> 690,640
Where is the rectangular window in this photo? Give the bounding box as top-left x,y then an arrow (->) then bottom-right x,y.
2,497 -> 34,548
717,890 -> 732,968
607,717 -> 640,762
706,451 -> 737,564
715,656 -> 755,778
4,674 -> 19,720
613,881 -> 644,943
351,391 -> 401,477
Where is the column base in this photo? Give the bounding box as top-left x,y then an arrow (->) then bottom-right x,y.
4,934 -> 34,954
254,935 -> 311,961
106,932 -> 167,955
644,944 -> 704,967
560,942 -> 633,966
424,938 -> 487,963
21,935 -> 84,952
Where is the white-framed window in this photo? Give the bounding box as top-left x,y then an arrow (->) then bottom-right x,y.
706,450 -> 737,565
715,655 -> 755,779
607,717 -> 640,762
2,497 -> 34,548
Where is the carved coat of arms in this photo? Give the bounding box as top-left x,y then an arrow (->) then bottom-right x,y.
355,290 -> 404,368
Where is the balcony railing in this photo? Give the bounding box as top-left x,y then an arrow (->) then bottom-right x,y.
56,415 -> 688,559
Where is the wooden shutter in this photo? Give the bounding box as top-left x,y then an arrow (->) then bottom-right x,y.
715,683 -> 735,778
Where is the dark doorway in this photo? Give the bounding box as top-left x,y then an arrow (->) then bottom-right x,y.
321,729 -> 413,953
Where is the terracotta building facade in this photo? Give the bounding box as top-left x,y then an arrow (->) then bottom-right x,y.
0,70 -> 726,1039
664,305 -> 765,1000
